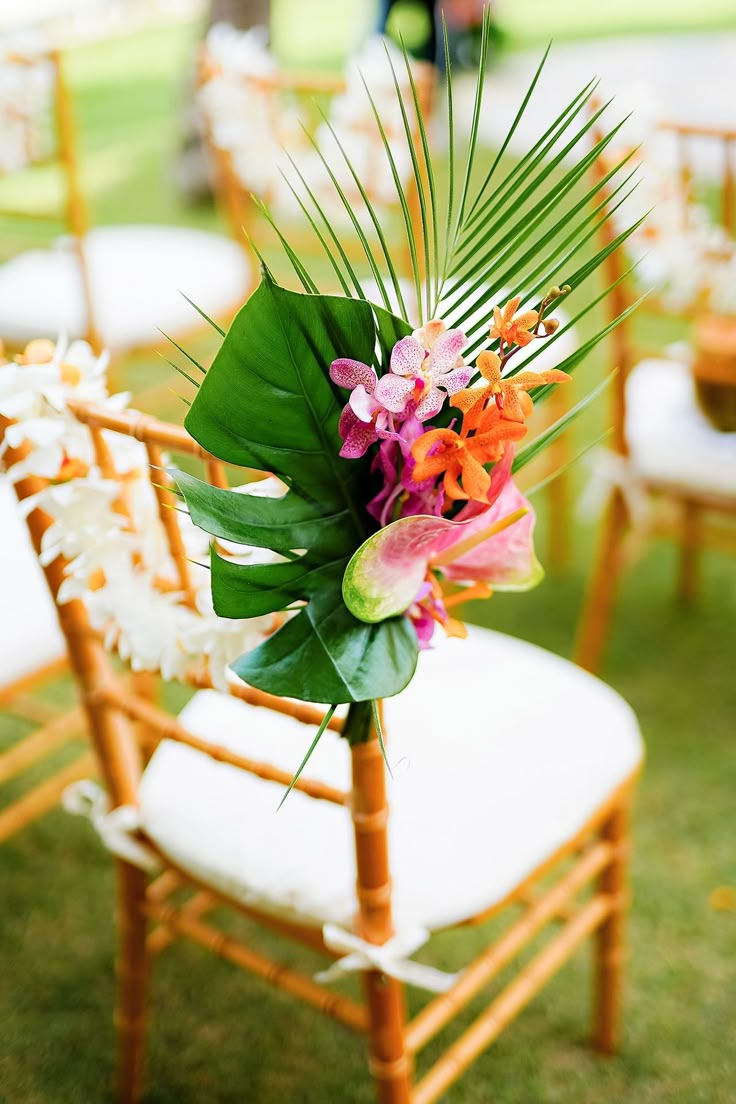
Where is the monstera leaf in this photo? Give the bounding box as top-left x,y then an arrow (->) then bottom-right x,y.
175,272 -> 419,704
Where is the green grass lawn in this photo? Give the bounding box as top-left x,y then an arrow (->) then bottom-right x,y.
1,18 -> 735,1104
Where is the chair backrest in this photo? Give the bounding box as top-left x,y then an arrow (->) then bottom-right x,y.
0,338 -> 402,897
1,338 -> 398,946
197,26 -> 435,286
0,44 -> 98,349
590,107 -> 736,452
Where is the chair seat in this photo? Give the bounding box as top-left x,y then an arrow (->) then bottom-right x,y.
626,357 -> 736,499
0,225 -> 253,353
0,479 -> 65,689
139,626 -> 643,933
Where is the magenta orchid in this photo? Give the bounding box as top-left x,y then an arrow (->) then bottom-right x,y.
330,358 -> 392,458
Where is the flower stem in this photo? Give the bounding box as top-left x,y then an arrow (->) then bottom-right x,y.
342,699 -> 374,745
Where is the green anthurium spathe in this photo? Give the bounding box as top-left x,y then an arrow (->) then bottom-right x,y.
175,272 -> 419,705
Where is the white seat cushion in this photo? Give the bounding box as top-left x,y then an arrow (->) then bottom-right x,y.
0,225 -> 253,353
626,357 -> 736,498
139,626 -> 643,933
0,478 -> 65,688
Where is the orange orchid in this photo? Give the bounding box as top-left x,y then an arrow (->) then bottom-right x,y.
489,296 -> 539,348
411,407 -> 527,502
452,350 -> 570,429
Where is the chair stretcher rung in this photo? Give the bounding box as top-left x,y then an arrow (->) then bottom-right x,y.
0,750 -> 96,843
411,894 -> 613,1104
406,840 -> 614,1054
144,900 -> 367,1032
0,705 -> 84,784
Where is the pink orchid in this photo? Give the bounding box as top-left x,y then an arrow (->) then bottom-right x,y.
330,358 -> 392,458
380,321 -> 472,422
330,322 -> 472,459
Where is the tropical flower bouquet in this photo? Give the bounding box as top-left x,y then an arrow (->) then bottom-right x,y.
174,14 -> 638,755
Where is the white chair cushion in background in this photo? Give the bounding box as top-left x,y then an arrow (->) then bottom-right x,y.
0,478 -> 65,688
626,358 -> 736,499
0,225 -> 252,353
139,626 -> 643,933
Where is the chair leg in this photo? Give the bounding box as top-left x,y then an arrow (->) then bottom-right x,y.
575,489 -> 629,674
593,802 -> 630,1055
364,973 -> 412,1104
115,861 -> 149,1104
678,499 -> 701,607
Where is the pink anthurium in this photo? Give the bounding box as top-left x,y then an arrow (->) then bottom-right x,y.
343,476 -> 543,625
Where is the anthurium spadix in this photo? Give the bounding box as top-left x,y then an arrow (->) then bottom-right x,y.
343,478 -> 543,625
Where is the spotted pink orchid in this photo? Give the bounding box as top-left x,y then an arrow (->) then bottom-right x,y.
342,467 -> 543,631
329,321 -> 471,458
330,358 -> 392,459
384,321 -> 472,422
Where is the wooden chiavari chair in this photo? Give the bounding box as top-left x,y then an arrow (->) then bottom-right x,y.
0,44 -> 252,360
0,489 -> 89,842
197,34 -> 435,283
0,335 -> 85,841
575,117 -> 736,674
1,367 -> 644,1103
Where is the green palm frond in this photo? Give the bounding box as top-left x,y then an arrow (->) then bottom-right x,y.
264,6 -> 638,378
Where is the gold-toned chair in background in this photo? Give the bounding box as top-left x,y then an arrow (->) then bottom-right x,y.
2,354 -> 643,1103
0,471 -> 91,843
576,119 -> 736,673
0,45 -> 253,359
197,30 -> 436,287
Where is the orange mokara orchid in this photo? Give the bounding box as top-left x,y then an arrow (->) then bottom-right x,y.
411,409 -> 527,502
452,350 -> 570,429
489,296 -> 539,349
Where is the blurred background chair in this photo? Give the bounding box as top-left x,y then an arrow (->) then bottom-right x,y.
1,341 -> 642,1104
576,116 -> 736,673
0,43 -> 253,360
0,337 -> 93,843
0,475 -> 93,843
197,25 -> 436,285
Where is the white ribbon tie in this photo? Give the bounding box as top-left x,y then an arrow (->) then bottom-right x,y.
62,779 -> 161,872
316,923 -> 460,994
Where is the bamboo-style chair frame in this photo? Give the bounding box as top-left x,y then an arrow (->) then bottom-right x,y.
0,654 -> 93,843
1,394 -> 639,1103
0,47 -> 247,361
575,118 -> 736,674
0,47 -> 99,350
197,50 -> 436,282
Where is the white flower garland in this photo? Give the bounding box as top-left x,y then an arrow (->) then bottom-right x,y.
0,37 -> 55,176
0,337 -> 280,690
609,128 -> 736,316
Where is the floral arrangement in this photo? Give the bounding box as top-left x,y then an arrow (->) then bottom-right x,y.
173,10 -> 637,757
